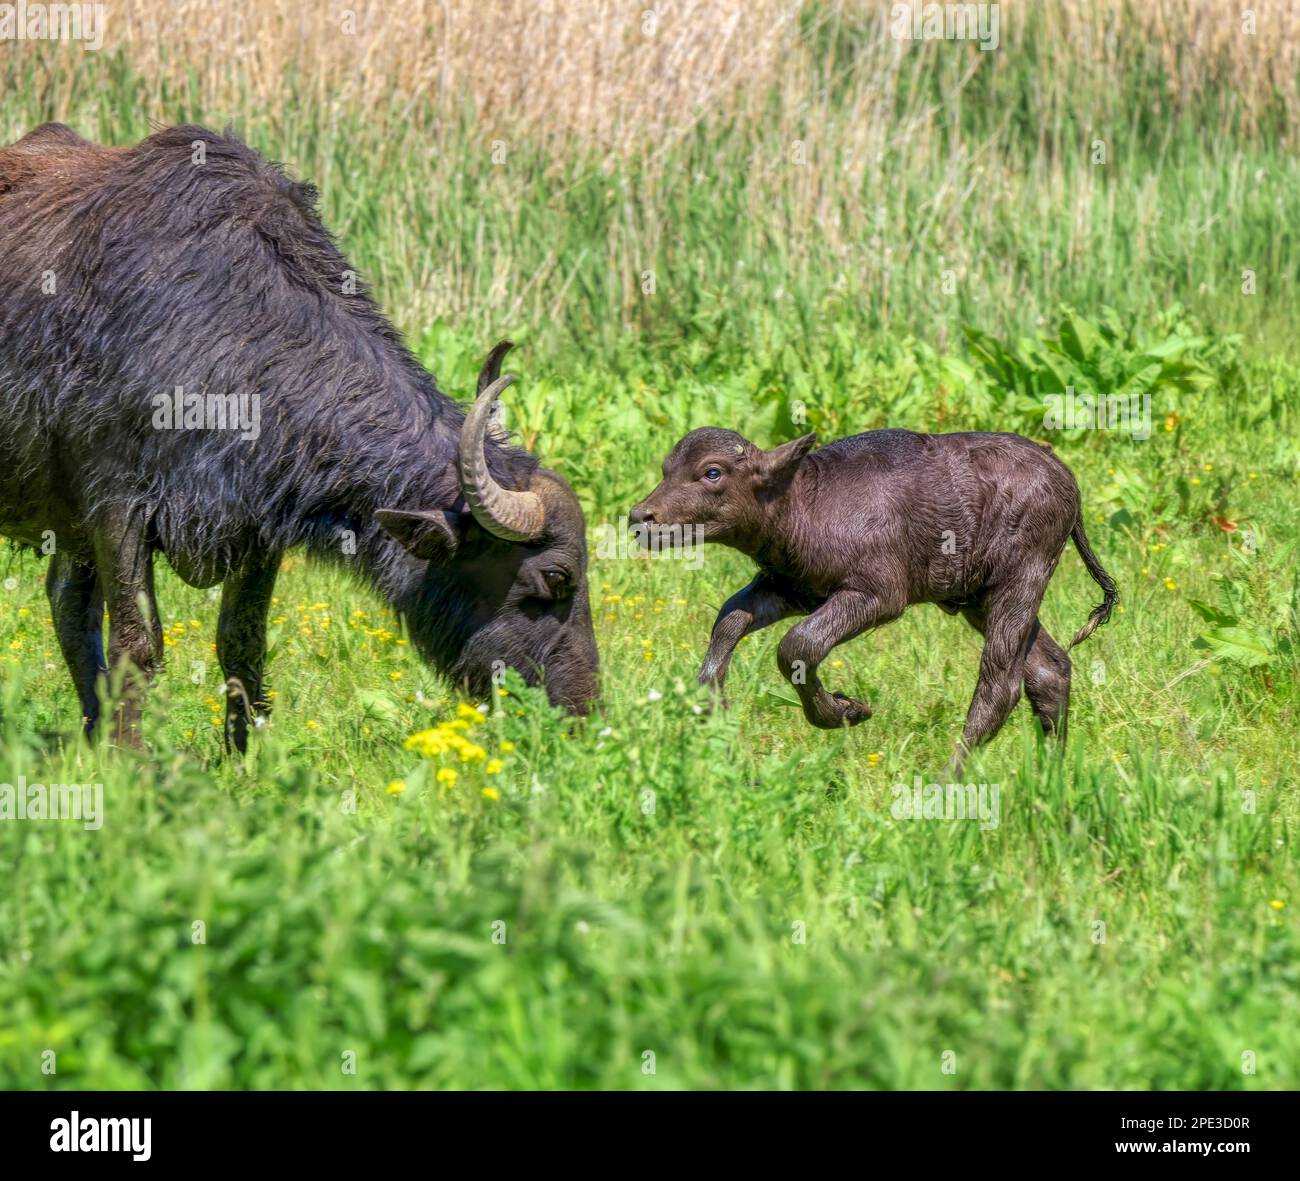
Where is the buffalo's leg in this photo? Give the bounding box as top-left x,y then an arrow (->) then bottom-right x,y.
949,583 -> 1045,774
698,574 -> 797,700
1022,619 -> 1071,742
777,590 -> 901,729
218,550 -> 281,754
93,519 -> 163,747
963,606 -> 1070,743
46,552 -> 107,736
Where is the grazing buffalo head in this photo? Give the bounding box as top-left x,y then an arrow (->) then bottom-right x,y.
376,343 -> 599,714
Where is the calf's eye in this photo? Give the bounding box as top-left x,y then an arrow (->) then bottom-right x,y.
703,467 -> 722,482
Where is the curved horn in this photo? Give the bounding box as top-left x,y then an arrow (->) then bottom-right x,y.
458,372 -> 545,542
478,339 -> 514,394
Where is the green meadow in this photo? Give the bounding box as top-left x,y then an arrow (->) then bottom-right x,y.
1,2 -> 1297,1088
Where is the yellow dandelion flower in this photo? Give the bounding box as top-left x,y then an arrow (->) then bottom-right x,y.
1163,578 -> 1176,591
436,767 -> 457,787
500,741 -> 515,752
306,720 -> 320,730
485,758 -> 504,774
386,779 -> 406,796
389,671 -> 402,681
481,787 -> 500,801
1269,899 -> 1285,911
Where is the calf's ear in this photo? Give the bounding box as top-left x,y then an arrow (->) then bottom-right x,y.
760,433 -> 817,484
375,508 -> 466,561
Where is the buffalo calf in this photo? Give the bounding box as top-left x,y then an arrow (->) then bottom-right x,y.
630,427 -> 1117,771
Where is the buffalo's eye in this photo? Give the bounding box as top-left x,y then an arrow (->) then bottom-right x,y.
703,467 -> 722,482
527,567 -> 573,603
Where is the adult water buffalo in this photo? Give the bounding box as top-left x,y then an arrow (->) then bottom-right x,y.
0,123 -> 598,749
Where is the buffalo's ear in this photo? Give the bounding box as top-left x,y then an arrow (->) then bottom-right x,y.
375,508 -> 465,562
759,433 -> 817,484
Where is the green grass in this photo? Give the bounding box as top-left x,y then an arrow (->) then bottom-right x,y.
6,42 -> 1300,367
1,306 -> 1297,1089
2,22 -> 1299,1089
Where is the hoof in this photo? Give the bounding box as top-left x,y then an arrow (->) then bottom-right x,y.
807,691 -> 872,729
831,692 -> 872,726
696,681 -> 730,714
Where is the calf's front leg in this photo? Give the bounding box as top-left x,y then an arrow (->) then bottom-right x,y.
698,574 -> 796,701
777,589 -> 901,729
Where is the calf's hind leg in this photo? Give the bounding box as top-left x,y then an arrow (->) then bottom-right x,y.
1022,620 -> 1071,742
962,608 -> 1071,743
950,582 -> 1044,774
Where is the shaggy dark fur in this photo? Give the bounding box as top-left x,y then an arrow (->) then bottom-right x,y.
0,123 -> 598,747
630,426 -> 1118,771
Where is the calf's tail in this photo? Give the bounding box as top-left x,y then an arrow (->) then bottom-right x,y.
1067,515 -> 1119,649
